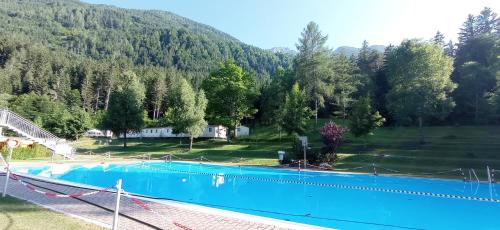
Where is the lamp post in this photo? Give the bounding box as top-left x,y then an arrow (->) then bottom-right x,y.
299,136 -> 308,169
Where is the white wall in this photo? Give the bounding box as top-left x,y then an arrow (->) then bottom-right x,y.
118,125 -> 235,139
85,129 -> 113,138
236,126 -> 250,137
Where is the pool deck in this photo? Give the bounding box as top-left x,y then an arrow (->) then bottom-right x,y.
0,168 -> 332,230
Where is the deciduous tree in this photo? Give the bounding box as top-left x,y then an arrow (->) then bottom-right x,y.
349,97 -> 385,146
102,71 -> 145,147
282,82 -> 311,136
166,78 -> 207,151
453,61 -> 496,124
386,40 -> 455,143
202,61 -> 257,140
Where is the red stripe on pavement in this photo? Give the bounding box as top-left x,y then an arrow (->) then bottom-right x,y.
9,174 -> 20,180
131,197 -> 152,211
26,184 -> 36,191
174,222 -> 192,230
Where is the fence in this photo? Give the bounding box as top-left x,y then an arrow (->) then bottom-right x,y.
141,153 -> 500,183
1,167 -> 193,230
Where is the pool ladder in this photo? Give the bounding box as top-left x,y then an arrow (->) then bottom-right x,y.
469,169 -> 480,183
164,154 -> 173,162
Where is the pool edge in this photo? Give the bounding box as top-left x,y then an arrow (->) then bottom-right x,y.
5,168 -> 335,230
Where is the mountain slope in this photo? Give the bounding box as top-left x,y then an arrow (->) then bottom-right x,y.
333,45 -> 386,57
268,47 -> 297,56
0,0 -> 291,77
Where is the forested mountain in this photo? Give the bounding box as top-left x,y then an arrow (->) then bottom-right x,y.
268,47 -> 298,56
333,45 -> 385,57
0,0 -> 292,77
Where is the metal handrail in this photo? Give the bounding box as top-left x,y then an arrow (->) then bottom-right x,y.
0,109 -> 58,141
0,109 -> 72,159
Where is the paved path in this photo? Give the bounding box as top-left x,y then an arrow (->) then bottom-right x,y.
0,173 -> 305,230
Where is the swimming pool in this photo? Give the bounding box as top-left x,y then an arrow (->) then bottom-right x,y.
12,162 -> 500,230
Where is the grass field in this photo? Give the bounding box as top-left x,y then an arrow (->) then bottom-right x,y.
71,120 -> 500,180
0,196 -> 103,230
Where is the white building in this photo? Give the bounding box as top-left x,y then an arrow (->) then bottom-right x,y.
118,125 -> 249,139
84,129 -> 113,138
235,126 -> 250,136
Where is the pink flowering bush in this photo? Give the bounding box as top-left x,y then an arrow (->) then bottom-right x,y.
320,122 -> 348,162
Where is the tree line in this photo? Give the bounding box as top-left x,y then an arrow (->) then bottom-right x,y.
269,7 -> 498,143
0,7 -> 498,148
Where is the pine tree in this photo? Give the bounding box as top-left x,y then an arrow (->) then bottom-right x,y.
144,67 -> 166,120
432,31 -> 446,47
458,15 -> 477,45
295,22 -> 331,125
452,8 -> 500,124
331,55 -> 360,119
444,40 -> 455,57
356,40 -> 383,97
476,7 -> 498,34
453,61 -> 496,124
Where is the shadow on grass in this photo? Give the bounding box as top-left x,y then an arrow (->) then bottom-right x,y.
0,208 -> 14,230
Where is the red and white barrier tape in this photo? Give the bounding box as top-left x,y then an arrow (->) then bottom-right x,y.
122,191 -> 192,230
5,170 -> 113,198
2,169 -> 192,229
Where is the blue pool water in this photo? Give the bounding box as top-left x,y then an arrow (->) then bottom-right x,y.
12,162 -> 500,230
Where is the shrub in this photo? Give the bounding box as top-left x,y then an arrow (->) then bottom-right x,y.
280,152 -> 293,165
349,97 -> 385,138
292,138 -> 320,164
1,144 -> 51,160
319,122 -> 348,163
280,138 -> 319,165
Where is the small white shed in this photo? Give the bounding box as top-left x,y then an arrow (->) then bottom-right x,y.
235,125 -> 250,137
85,129 -> 113,138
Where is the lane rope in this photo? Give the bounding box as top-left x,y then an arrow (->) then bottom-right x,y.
131,164 -> 500,203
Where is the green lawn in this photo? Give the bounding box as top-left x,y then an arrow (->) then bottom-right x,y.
0,196 -> 103,230
72,121 -> 500,179
74,137 -> 284,166
335,125 -> 500,178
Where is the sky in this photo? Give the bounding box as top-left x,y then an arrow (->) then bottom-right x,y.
82,0 -> 499,50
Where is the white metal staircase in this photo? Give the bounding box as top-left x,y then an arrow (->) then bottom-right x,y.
0,108 -> 74,159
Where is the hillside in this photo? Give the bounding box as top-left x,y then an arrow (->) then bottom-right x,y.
268,47 -> 297,56
0,0 -> 292,77
333,45 -> 385,57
